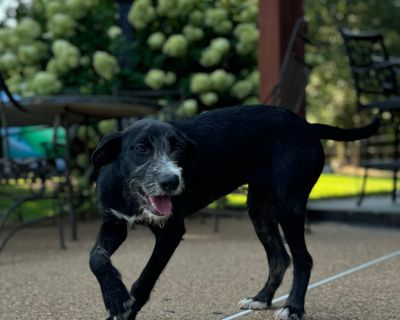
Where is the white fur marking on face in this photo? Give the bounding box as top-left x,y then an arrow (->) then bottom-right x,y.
157,155 -> 184,194
237,298 -> 268,310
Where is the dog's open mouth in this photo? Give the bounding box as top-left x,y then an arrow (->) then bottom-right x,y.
137,186 -> 172,216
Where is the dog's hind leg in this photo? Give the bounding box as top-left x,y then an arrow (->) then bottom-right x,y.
238,184 -> 291,311
271,143 -> 323,320
274,198 -> 312,320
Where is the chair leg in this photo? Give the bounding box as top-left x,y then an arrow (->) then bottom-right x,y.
392,168 -> 398,203
55,209 -> 66,250
53,191 -> 66,249
213,210 -> 219,233
358,167 -> 368,206
392,121 -> 400,203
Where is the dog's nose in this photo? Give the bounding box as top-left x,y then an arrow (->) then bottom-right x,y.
159,175 -> 180,193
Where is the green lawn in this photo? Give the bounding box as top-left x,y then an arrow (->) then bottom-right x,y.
225,174 -> 395,208
0,174 -> 396,219
0,185 -> 55,222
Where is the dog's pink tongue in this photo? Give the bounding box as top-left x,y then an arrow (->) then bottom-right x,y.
149,195 -> 172,215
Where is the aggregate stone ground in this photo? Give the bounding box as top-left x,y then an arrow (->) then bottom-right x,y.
0,216 -> 399,320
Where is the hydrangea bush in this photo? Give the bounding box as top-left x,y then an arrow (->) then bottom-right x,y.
0,0 -> 260,116
126,0 -> 260,115
0,0 -> 117,96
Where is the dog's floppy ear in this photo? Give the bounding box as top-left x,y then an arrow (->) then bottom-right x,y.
92,131 -> 122,170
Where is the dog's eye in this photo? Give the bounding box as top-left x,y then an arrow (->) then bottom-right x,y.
135,144 -> 147,153
171,142 -> 183,152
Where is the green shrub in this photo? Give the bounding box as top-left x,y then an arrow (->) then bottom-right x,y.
0,0 -> 259,114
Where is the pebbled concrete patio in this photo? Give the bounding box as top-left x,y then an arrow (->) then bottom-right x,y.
308,195 -> 400,227
0,216 -> 399,320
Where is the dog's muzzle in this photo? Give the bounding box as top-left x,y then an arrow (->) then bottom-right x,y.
137,173 -> 182,217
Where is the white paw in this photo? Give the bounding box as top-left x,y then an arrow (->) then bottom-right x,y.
110,296 -> 134,320
274,308 -> 301,320
237,297 -> 268,310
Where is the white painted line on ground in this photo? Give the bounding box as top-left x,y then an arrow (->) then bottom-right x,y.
221,249 -> 400,320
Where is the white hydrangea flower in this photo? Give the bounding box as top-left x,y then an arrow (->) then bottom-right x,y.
214,20 -> 233,34
200,92 -> 218,106
248,70 -> 260,88
66,0 -> 88,19
177,0 -> 196,14
183,25 -> 204,42
156,0 -> 180,18
210,69 -> 235,91
23,66 -> 38,78
18,44 -> 41,65
107,26 -> 122,39
16,17 -> 41,39
147,32 -> 166,50
235,1 -> 258,22
144,69 -> 165,89
83,0 -> 100,9
47,58 -> 69,75
0,28 -> 21,50
45,2 -> 65,19
205,8 -> 228,28
0,52 -> 19,71
52,40 -> 81,69
6,74 -> 23,94
128,0 -> 155,30
231,80 -> 253,99
234,23 -> 259,55
178,99 -> 198,116
30,71 -> 62,95
210,38 -> 230,54
162,35 -> 188,58
190,73 -> 211,94
48,13 -> 77,38
243,96 -> 260,105
93,51 -> 120,80
200,47 -> 222,67
200,38 -> 231,67
188,10 -> 203,26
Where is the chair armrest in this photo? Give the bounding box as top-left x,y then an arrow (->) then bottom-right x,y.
353,60 -> 400,74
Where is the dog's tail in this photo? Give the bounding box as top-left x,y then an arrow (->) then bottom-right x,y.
312,117 -> 380,141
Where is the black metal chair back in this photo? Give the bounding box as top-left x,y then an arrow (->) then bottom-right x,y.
340,29 -> 400,109
265,17 -> 310,114
340,29 -> 400,204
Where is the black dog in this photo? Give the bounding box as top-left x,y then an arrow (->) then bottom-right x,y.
89,105 -> 379,320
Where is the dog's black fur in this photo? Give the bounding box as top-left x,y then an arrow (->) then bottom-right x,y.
89,105 -> 379,320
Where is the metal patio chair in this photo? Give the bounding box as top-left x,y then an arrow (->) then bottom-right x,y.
264,17 -> 311,114
340,29 -> 400,204
0,76 -> 67,252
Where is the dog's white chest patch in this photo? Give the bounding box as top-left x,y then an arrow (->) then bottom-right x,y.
110,209 -> 137,225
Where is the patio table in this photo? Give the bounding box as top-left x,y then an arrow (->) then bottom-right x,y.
0,95 -> 161,251
2,95 -> 161,126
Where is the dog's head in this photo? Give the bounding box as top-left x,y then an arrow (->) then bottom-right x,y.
92,119 -> 196,224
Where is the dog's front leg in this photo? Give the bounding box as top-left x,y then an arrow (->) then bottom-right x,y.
128,219 -> 185,319
89,217 -> 133,320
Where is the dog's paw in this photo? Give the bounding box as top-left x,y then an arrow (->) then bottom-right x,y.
274,308 -> 302,320
102,282 -> 135,320
237,297 -> 268,310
